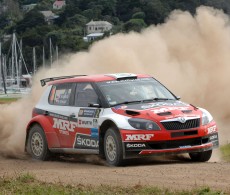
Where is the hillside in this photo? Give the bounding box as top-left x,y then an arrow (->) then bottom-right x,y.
0,0 -> 230,72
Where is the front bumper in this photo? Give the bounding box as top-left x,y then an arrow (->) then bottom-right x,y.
122,133 -> 219,159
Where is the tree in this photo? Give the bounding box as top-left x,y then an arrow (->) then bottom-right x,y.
116,0 -> 141,21
140,0 -> 170,24
123,18 -> 147,32
16,10 -> 45,34
132,12 -> 145,19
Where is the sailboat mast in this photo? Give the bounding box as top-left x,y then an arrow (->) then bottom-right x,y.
11,34 -> 15,85
0,42 -> 1,89
50,38 -> 52,67
43,46 -> 45,68
0,43 -> 7,94
19,39 -> 22,85
14,34 -> 19,88
33,47 -> 36,74
56,45 -> 58,66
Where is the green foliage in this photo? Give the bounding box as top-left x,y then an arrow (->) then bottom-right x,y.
64,14 -> 88,28
1,0 -> 230,73
0,97 -> 19,104
34,0 -> 53,11
123,18 -> 147,32
140,0 -> 171,24
220,144 -> 230,161
132,12 -> 146,19
16,10 -> 46,34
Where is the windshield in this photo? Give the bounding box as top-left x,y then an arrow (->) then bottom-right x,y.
96,78 -> 176,106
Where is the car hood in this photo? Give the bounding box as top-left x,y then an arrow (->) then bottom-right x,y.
111,100 -> 202,120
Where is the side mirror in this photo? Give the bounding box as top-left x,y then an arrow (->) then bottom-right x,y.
176,96 -> 181,100
88,103 -> 101,108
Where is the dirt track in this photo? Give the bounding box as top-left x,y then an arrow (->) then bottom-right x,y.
0,153 -> 230,191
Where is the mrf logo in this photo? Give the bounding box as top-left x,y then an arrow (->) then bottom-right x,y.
125,134 -> 154,141
53,118 -> 77,132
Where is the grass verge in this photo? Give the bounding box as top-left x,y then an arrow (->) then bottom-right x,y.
0,97 -> 19,104
0,173 -> 227,195
220,144 -> 230,161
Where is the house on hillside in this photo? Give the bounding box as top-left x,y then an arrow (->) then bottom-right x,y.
86,20 -> 112,34
53,0 -> 66,10
22,4 -> 37,12
40,11 -> 59,25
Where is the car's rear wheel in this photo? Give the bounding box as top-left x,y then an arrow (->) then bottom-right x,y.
28,124 -> 50,160
104,127 -> 123,166
189,150 -> 212,162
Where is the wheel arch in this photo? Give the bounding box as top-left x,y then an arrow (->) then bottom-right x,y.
25,116 -> 60,150
25,121 -> 41,152
99,119 -> 119,156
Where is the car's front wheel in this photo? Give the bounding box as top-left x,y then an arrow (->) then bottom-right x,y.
27,124 -> 50,160
104,127 -> 123,166
189,150 -> 212,162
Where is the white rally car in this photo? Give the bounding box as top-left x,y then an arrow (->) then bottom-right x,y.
25,73 -> 219,166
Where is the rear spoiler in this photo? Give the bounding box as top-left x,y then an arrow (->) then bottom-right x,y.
40,75 -> 86,87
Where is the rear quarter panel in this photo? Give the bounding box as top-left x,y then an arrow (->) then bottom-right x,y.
27,115 -> 60,148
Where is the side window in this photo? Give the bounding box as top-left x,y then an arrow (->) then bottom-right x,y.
75,83 -> 99,107
49,83 -> 73,106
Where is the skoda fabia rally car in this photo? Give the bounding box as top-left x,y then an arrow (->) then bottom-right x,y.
25,73 -> 219,166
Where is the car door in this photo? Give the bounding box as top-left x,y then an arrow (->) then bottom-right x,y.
68,82 -> 102,151
47,82 -> 76,148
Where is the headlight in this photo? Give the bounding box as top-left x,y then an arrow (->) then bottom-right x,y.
200,108 -> 213,125
128,118 -> 161,130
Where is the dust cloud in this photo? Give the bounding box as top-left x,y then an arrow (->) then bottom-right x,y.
0,6 -> 229,159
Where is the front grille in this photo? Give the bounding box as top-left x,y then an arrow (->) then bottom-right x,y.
148,137 -> 208,150
161,118 -> 200,130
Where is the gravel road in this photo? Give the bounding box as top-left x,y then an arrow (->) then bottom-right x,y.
0,153 -> 229,191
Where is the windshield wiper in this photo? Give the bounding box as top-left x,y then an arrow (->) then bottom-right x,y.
111,100 -> 142,107
143,98 -> 174,102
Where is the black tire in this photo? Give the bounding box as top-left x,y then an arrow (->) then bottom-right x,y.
104,127 -> 123,166
27,124 -> 50,160
189,150 -> 212,162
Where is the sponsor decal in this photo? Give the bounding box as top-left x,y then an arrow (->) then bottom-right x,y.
209,134 -> 218,141
59,130 -> 69,135
75,134 -> 99,149
93,119 -> 98,128
152,106 -> 190,114
78,119 -> 92,126
106,78 -> 151,84
126,143 -> 146,148
125,134 -> 154,141
179,145 -> 192,148
141,101 -> 189,110
94,109 -> 101,118
53,118 -> 77,132
207,125 -> 217,134
91,128 -> 99,138
78,108 -> 101,118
